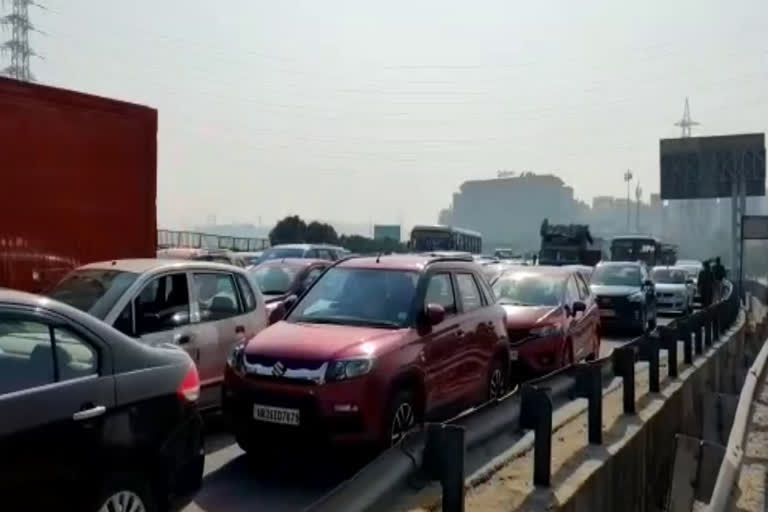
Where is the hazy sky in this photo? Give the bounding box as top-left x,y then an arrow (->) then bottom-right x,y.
29,0 -> 768,232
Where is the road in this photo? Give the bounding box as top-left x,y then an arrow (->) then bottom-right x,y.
182,314 -> 679,512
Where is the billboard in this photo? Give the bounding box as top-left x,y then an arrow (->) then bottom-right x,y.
742,215 -> 768,240
659,133 -> 765,200
373,224 -> 401,241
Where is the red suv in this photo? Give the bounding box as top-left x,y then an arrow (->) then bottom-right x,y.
223,255 -> 509,451
492,266 -> 600,378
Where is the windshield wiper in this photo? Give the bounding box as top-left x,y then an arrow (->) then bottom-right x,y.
294,316 -> 401,328
499,300 -> 537,306
261,290 -> 287,295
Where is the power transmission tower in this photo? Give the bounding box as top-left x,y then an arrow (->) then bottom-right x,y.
674,97 -> 699,138
1,0 -> 44,81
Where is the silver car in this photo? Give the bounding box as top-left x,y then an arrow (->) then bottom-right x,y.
651,266 -> 695,315
49,259 -> 268,410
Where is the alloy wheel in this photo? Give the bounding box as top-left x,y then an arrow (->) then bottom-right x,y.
489,368 -> 504,400
98,490 -> 146,512
390,402 -> 415,445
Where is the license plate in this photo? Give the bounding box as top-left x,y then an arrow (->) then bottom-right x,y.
253,404 -> 300,426
600,309 -> 616,317
510,350 -> 519,361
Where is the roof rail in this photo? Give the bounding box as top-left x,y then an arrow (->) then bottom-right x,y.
426,255 -> 475,264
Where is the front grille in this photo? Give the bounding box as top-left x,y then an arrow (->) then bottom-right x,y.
245,355 -> 325,370
507,328 -> 531,344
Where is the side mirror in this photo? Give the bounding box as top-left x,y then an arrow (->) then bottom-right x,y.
572,301 -> 586,315
686,278 -> 695,285
283,294 -> 298,310
425,303 -> 446,326
643,280 -> 654,287
268,302 -> 286,325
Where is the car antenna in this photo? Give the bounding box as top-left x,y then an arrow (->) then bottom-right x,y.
376,252 -> 382,263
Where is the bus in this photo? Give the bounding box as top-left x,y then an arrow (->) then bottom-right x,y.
410,225 -> 483,254
610,235 -> 662,267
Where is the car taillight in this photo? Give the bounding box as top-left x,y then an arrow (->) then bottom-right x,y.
178,364 -> 200,402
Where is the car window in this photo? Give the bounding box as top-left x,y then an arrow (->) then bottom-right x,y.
456,273 -> 483,312
114,301 -> 134,336
53,328 -> 97,381
301,267 -> 325,293
235,274 -> 257,312
306,249 -> 320,258
574,273 -> 591,300
566,277 -> 580,305
425,273 -> 457,315
0,319 -> 55,394
194,273 -> 243,321
135,273 -> 191,336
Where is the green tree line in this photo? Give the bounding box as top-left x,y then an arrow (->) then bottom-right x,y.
269,215 -> 406,254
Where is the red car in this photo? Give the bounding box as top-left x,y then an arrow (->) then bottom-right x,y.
223,254 -> 510,451
492,266 -> 600,377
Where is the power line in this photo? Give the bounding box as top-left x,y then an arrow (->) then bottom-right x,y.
1,0 -> 44,81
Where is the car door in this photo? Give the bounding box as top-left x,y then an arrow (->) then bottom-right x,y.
190,271 -> 250,408
574,272 -> 599,355
421,272 -> 463,414
564,276 -> 589,361
453,271 -> 493,401
0,309 -> 113,510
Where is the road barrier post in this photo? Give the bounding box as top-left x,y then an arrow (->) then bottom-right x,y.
705,309 -> 714,347
424,424 -> 466,512
579,363 -> 603,444
681,318 -> 693,365
694,312 -> 704,355
641,333 -> 661,393
661,325 -> 679,378
613,346 -> 636,414
520,384 -> 553,486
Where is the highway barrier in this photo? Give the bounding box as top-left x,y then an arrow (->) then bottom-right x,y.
305,282 -> 741,512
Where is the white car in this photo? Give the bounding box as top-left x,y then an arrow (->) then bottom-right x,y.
651,266 -> 696,314
675,260 -> 704,302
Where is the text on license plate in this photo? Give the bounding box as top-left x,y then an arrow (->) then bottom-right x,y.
600,309 -> 616,317
253,404 -> 300,426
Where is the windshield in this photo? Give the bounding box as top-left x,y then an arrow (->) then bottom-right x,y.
652,268 -> 687,284
250,264 -> 301,294
539,247 -> 579,264
49,269 -> 139,319
591,265 -> 641,287
677,265 -> 701,278
258,248 -> 306,263
492,272 -> 563,306
288,267 -> 418,327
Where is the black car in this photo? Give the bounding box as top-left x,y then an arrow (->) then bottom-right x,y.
589,261 -> 657,332
0,289 -> 204,512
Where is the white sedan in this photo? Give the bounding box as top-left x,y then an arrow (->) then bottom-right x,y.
652,266 -> 696,314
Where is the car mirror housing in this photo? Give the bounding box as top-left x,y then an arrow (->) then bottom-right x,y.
283,294 -> 298,310
643,279 -> 654,287
268,302 -> 286,325
425,303 -> 446,326
572,301 -> 586,315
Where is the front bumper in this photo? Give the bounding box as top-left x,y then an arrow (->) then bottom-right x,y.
223,366 -> 382,446
596,295 -> 644,328
656,296 -> 688,313
509,334 -> 567,377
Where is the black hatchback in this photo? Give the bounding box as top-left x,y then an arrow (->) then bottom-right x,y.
0,289 -> 204,512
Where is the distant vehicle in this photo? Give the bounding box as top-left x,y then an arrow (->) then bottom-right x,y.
0,77 -> 157,294
610,235 -> 662,267
493,266 -> 600,377
224,254 -> 509,452
538,219 -> 605,266
0,289 -> 204,511
590,261 -> 657,333
494,248 -> 519,259
157,247 -> 248,267
652,266 -> 695,315
238,251 -> 264,266
48,259 -> 268,410
410,225 -> 483,254
660,243 -> 678,266
674,260 -> 704,302
255,244 -> 347,264
248,258 -> 330,321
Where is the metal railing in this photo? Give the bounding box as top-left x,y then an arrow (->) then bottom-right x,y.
156,229 -> 270,252
306,283 -> 741,512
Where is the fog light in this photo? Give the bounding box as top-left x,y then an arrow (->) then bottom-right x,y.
333,404 -> 359,412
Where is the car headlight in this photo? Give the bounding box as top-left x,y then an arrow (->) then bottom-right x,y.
227,341 -> 247,373
529,324 -> 562,337
326,358 -> 374,381
627,291 -> 645,303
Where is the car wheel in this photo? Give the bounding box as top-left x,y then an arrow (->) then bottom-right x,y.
93,474 -> 156,512
386,390 -> 418,447
487,357 -> 507,401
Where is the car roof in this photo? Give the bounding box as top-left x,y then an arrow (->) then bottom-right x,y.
596,261 -> 643,267
498,265 -> 572,278
268,243 -> 344,250
77,258 -> 244,274
253,257 -> 327,269
0,288 -> 114,330
337,254 -> 478,272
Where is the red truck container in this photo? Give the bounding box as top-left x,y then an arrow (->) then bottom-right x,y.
0,77 -> 157,293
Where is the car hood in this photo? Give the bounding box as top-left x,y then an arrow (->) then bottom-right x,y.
590,284 -> 642,297
501,305 -> 562,328
244,320 -> 407,361
656,283 -> 687,293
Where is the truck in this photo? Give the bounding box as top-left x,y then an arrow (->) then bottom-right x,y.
0,77 -> 157,293
538,219 -> 605,266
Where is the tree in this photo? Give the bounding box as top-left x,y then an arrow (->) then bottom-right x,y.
305,221 -> 339,244
269,215 -> 307,245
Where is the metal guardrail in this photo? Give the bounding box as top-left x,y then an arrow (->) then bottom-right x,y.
156,229 -> 270,252
707,281 -> 768,512
306,283 -> 741,512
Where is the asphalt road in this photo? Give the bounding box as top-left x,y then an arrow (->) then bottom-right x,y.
182,314 -> 680,512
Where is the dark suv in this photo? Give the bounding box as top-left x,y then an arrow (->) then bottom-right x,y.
589,261 -> 657,332
223,255 -> 510,451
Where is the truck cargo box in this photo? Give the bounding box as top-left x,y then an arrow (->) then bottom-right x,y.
0,77 -> 157,293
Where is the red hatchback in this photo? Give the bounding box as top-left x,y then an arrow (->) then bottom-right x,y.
492,266 -> 600,378
223,254 -> 510,450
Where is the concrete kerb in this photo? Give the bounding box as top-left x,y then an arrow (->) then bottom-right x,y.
438,309 -> 747,512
